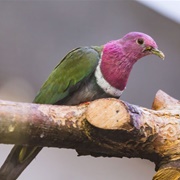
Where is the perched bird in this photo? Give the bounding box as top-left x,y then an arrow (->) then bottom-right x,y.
0,32 -> 164,179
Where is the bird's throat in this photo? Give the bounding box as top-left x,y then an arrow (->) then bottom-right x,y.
100,60 -> 133,91
100,42 -> 135,91
95,60 -> 123,97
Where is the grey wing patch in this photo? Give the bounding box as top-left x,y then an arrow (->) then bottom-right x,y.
57,75 -> 111,105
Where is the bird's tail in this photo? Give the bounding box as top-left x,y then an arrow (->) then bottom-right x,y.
0,145 -> 42,180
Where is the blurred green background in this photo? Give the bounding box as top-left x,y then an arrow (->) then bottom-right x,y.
0,1 -> 179,180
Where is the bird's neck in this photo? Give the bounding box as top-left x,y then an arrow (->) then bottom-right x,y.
100,40 -> 137,91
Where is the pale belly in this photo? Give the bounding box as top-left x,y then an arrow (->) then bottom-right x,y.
56,75 -> 114,105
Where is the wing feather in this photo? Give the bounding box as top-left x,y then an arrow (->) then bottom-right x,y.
33,47 -> 101,104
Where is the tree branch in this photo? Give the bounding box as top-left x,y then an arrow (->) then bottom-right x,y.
0,90 -> 180,179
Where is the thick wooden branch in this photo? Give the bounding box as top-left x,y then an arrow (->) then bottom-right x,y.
0,90 -> 180,179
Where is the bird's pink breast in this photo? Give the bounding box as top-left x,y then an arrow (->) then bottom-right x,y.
100,41 -> 135,91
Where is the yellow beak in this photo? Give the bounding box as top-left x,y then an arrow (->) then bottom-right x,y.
151,48 -> 165,60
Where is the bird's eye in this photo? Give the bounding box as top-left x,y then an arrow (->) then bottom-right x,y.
136,38 -> 144,45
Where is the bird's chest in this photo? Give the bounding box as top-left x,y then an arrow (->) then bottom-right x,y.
60,75 -> 112,105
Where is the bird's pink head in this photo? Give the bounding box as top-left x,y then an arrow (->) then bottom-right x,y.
121,32 -> 164,60
100,32 -> 164,91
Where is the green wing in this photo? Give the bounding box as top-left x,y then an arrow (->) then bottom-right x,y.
33,46 -> 101,104
0,46 -> 101,180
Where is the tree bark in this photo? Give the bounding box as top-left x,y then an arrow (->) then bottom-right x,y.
0,90 -> 179,179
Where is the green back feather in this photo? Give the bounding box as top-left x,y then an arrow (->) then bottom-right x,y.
33,46 -> 102,104
19,46 -> 102,162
